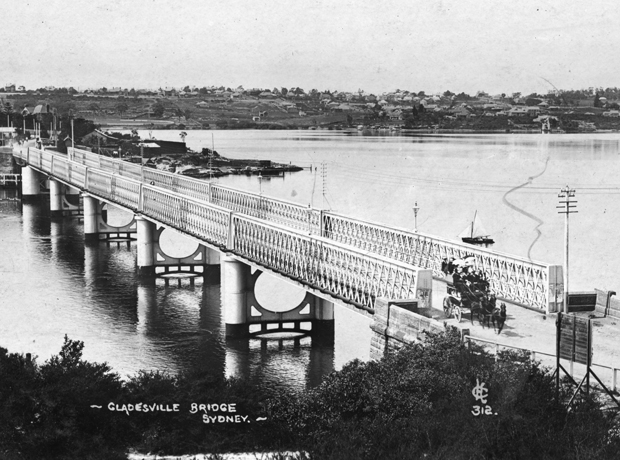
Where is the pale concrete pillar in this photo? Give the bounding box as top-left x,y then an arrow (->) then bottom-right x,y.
313,296 -> 335,339
221,254 -> 252,337
21,166 -> 41,200
49,179 -> 63,219
136,216 -> 157,276
205,246 -> 221,265
82,194 -> 100,243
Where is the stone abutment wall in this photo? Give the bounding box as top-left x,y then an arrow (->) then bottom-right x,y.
369,297 -> 447,360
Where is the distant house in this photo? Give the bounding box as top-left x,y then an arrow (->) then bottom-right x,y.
81,130 -> 121,146
508,106 -> 540,116
258,91 -> 276,99
5,84 -> 16,92
452,106 -> 473,118
388,109 -> 403,120
134,139 -> 187,157
573,98 -> 595,107
195,101 -> 209,108
602,110 -> 620,117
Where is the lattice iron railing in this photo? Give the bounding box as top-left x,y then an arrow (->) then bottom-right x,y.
15,146 -> 559,311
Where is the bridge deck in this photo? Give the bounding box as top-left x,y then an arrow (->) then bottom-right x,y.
13,144 -> 561,312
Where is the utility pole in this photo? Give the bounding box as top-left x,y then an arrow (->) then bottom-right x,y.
413,201 -> 420,232
557,186 -> 577,314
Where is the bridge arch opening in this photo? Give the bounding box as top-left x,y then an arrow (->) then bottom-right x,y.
158,227 -> 199,259
102,204 -> 134,227
254,273 -> 307,313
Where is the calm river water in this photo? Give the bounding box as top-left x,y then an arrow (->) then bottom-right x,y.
1,130 -> 619,391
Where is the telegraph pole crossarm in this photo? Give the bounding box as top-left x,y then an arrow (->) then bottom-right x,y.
557,186 -> 578,314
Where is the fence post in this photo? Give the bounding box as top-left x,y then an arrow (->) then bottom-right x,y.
495,343 -> 499,362
138,183 -> 144,213
227,211 -> 235,251
613,367 -> 617,392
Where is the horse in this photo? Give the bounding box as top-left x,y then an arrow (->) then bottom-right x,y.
491,303 -> 507,334
476,294 -> 497,328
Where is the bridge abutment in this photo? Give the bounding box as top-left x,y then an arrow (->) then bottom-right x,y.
369,297 -> 446,360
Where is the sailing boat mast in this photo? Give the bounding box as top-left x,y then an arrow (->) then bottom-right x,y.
460,211 -> 494,247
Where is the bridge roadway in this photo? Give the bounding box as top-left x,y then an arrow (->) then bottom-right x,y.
12,144 -> 563,314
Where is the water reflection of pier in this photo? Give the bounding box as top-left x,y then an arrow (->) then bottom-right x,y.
17,196 -> 335,387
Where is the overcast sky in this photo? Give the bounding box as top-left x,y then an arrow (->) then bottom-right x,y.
2,0 -> 619,95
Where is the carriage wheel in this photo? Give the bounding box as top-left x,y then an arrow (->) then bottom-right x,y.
454,306 -> 462,323
443,298 -> 453,318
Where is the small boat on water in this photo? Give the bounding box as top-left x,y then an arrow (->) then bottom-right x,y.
459,211 -> 494,247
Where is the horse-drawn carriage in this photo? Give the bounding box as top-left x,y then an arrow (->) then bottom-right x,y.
442,257 -> 507,333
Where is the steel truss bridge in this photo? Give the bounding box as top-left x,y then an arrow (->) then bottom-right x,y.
13,145 -> 562,313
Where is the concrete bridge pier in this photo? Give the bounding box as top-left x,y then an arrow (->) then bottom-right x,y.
49,179 -> 63,219
221,255 -> 252,337
221,255 -> 336,338
21,166 -> 41,201
312,297 -> 335,339
136,216 -> 157,277
82,194 -> 101,243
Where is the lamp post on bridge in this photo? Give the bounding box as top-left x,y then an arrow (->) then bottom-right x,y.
413,201 -> 420,232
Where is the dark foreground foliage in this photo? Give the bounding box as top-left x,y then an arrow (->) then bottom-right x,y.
266,328 -> 620,459
1,330 -> 619,459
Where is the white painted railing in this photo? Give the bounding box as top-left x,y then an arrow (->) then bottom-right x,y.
15,146 -> 431,312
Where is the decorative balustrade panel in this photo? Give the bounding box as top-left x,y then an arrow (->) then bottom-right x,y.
87,170 -> 113,201
118,162 -> 142,180
322,212 -> 551,310
211,185 -> 322,233
175,175 -> 211,201
28,148 -> 42,169
52,158 -> 68,182
143,169 -> 211,202
99,156 -> 117,170
111,176 -> 141,210
232,216 -> 420,310
141,187 -> 230,247
69,163 -> 87,189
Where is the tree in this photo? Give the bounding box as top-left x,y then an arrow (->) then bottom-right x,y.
0,337 -> 131,459
115,102 -> 129,117
151,102 -> 165,118
594,93 -> 601,107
